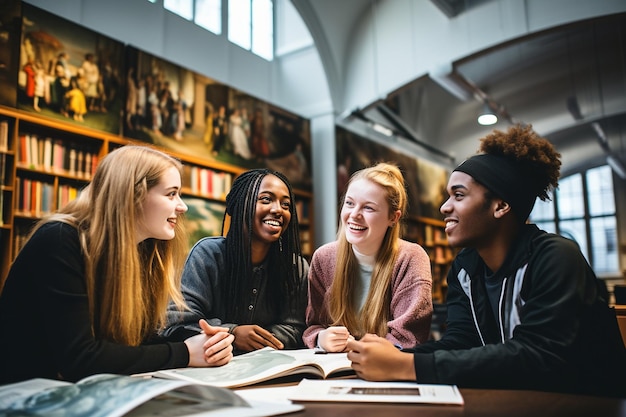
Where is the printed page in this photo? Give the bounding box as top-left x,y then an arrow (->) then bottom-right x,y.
0,378 -> 70,409
288,379 -> 464,405
277,349 -> 353,377
153,348 -> 351,388
0,374 -> 251,417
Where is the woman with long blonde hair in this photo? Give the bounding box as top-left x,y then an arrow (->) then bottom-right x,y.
0,145 -> 233,384
303,162 -> 432,352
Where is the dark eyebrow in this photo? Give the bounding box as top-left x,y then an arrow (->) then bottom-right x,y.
259,190 -> 291,200
450,184 -> 468,192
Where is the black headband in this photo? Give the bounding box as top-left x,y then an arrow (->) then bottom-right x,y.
454,154 -> 537,221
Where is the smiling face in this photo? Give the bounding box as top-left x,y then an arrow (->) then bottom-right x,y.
440,171 -> 499,250
341,178 -> 399,256
251,174 -> 292,247
135,166 -> 188,243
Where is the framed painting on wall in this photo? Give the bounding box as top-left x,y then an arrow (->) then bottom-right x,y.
0,0 -> 21,108
183,196 -> 225,249
336,126 -> 449,220
123,45 -> 313,191
18,3 -> 125,135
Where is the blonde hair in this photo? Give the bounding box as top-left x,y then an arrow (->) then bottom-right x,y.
328,162 -> 407,338
34,145 -> 188,346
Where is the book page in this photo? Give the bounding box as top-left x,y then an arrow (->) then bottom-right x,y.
288,379 -> 464,405
0,374 -> 249,417
0,378 -> 70,409
153,348 -> 352,388
124,387 -> 303,417
275,349 -> 353,377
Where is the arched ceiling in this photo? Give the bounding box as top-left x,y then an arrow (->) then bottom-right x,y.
292,0 -> 626,178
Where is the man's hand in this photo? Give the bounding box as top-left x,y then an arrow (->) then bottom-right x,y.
317,326 -> 354,352
346,334 -> 416,381
184,319 -> 234,367
232,325 -> 284,352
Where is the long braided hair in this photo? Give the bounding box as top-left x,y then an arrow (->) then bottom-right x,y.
221,169 -> 305,322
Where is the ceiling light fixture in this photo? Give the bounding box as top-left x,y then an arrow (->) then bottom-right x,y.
371,122 -> 394,137
477,103 -> 497,126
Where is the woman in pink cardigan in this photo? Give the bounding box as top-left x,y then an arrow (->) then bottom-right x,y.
303,162 -> 433,352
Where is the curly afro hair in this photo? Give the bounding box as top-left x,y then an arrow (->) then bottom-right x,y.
478,124 -> 561,202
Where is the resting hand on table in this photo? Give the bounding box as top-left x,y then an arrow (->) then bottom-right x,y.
232,325 -> 284,352
185,319 -> 234,367
317,326 -> 355,353
346,333 -> 416,381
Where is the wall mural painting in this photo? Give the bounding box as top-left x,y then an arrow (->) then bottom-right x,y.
0,0 -> 21,108
336,126 -> 449,220
17,3 -> 125,134
183,197 -> 225,247
124,46 -> 312,191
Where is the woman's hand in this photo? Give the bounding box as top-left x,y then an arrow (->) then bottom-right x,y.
317,326 -> 354,352
184,319 -> 234,367
346,334 -> 416,381
232,325 -> 284,352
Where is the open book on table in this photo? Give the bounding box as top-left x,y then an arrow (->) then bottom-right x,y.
150,347 -> 354,389
287,378 -> 464,405
0,373 -> 303,417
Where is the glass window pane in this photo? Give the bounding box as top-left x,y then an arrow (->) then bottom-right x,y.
590,216 -> 619,274
587,165 -> 615,216
557,174 -> 584,219
164,0 -> 193,20
229,0 -> 252,50
195,0 -> 222,34
529,192 -> 554,222
252,0 -> 273,60
559,219 -> 588,262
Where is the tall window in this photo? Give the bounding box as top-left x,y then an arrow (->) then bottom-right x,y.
151,0 -> 272,59
164,0 -> 193,20
195,0 -> 222,34
529,165 -> 619,276
229,0 -> 274,60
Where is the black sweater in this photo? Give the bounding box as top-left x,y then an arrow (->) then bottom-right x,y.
0,222 -> 189,384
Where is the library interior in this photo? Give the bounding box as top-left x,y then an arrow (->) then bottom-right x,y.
0,0 -> 626,415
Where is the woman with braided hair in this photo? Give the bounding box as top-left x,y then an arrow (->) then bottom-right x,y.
164,169 -> 308,354
347,124 -> 626,397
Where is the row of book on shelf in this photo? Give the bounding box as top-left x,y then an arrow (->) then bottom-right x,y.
182,167 -> 311,224
14,177 -> 82,218
184,165 -> 233,201
423,223 -> 447,246
17,133 -> 98,180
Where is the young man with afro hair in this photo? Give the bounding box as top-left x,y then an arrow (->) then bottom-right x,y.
347,124 -> 626,397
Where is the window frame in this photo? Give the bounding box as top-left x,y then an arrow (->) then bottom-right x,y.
530,164 -> 620,276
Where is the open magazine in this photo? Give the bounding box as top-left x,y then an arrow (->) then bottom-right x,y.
0,374 -> 303,417
287,379 -> 464,405
150,348 -> 354,389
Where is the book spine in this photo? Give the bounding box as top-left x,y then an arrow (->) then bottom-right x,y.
0,120 -> 8,152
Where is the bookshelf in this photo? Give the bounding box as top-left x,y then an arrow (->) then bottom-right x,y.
0,106 -> 315,290
403,216 -> 455,303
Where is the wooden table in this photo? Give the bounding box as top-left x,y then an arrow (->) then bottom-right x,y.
288,388 -> 626,417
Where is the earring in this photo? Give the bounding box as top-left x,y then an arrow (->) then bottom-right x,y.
279,236 -> 283,252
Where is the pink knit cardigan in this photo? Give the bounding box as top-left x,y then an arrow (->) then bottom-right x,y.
303,239 -> 433,349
